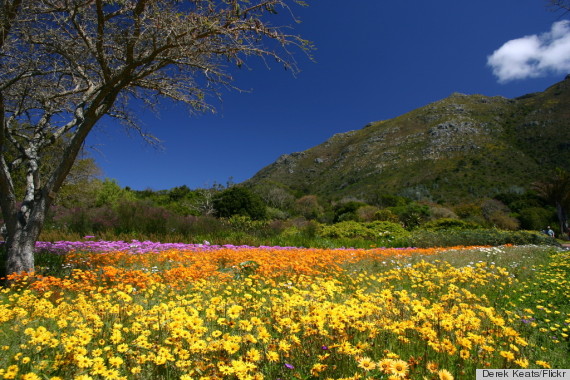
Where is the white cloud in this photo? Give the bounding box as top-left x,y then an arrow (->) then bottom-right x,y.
487,20 -> 570,83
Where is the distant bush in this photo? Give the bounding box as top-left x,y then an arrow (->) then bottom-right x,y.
427,205 -> 458,219
265,207 -> 289,220
356,205 -> 380,222
333,201 -> 368,223
389,202 -> 430,228
373,209 -> 400,223
422,218 -> 483,231
454,203 -> 482,219
318,221 -> 369,239
374,193 -> 409,207
481,199 -> 520,230
318,220 -> 408,241
518,207 -> 556,231
213,187 -> 267,220
368,221 -> 409,242
293,195 -> 324,220
223,215 -> 269,234
49,205 -> 119,235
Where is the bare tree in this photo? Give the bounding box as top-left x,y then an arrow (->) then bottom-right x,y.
187,188 -> 217,216
0,0 -> 311,276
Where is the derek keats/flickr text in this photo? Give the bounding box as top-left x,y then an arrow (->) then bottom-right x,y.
477,369 -> 570,379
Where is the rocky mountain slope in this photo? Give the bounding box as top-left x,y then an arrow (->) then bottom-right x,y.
247,76 -> 570,204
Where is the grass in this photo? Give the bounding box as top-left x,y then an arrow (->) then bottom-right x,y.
0,243 -> 568,379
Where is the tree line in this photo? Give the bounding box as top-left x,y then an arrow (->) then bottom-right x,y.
24,162 -> 568,240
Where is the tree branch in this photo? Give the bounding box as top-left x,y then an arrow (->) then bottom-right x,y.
0,0 -> 23,48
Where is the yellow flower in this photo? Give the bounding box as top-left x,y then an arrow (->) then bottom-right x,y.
75,354 -> 93,368
378,359 -> 393,374
267,351 -> 280,362
21,373 -> 41,380
102,369 -> 120,380
278,340 -> 292,352
218,364 -> 235,375
311,363 -> 328,376
246,348 -> 262,362
238,320 -> 253,331
130,367 -> 142,375
74,376 -> 94,380
357,357 -> 376,371
515,358 -> 529,368
390,359 -> 408,378
438,369 -> 454,380
3,365 -> 19,380
227,305 -> 243,319
481,345 -> 495,353
223,340 -> 240,355
256,327 -> 271,343
536,360 -> 551,368
427,362 -> 439,373
117,343 -> 128,353
109,356 -> 124,368
90,357 -> 107,375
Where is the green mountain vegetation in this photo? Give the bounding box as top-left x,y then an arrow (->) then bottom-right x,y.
247,75 -> 570,204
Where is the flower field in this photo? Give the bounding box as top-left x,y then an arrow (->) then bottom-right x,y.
1,242 -> 569,380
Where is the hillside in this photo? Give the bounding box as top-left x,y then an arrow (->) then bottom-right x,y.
247,76 -> 570,204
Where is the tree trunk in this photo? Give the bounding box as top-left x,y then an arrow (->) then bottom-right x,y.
556,202 -> 569,239
4,228 -> 37,275
1,195 -> 48,281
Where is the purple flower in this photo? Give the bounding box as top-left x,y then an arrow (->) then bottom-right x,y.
321,345 -> 329,350
284,363 -> 294,370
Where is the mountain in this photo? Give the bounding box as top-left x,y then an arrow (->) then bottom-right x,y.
247,76 -> 570,204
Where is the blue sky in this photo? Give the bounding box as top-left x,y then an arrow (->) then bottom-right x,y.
86,0 -> 570,191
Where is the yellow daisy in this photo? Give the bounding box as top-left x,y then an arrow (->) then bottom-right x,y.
378,358 -> 393,374
427,361 -> 439,373
390,359 -> 408,378
438,369 -> 454,380
357,357 -> 376,371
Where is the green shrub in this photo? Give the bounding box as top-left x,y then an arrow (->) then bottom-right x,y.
318,221 -> 371,239
265,207 -> 289,220
422,218 -> 483,231
293,195 -> 324,220
389,202 -> 430,228
367,220 -> 408,239
317,220 -> 409,241
356,205 -> 380,222
224,215 -> 269,233
518,207 -> 556,230
373,209 -> 399,223
333,201 -> 367,222
213,186 -> 267,220
454,203 -> 482,218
